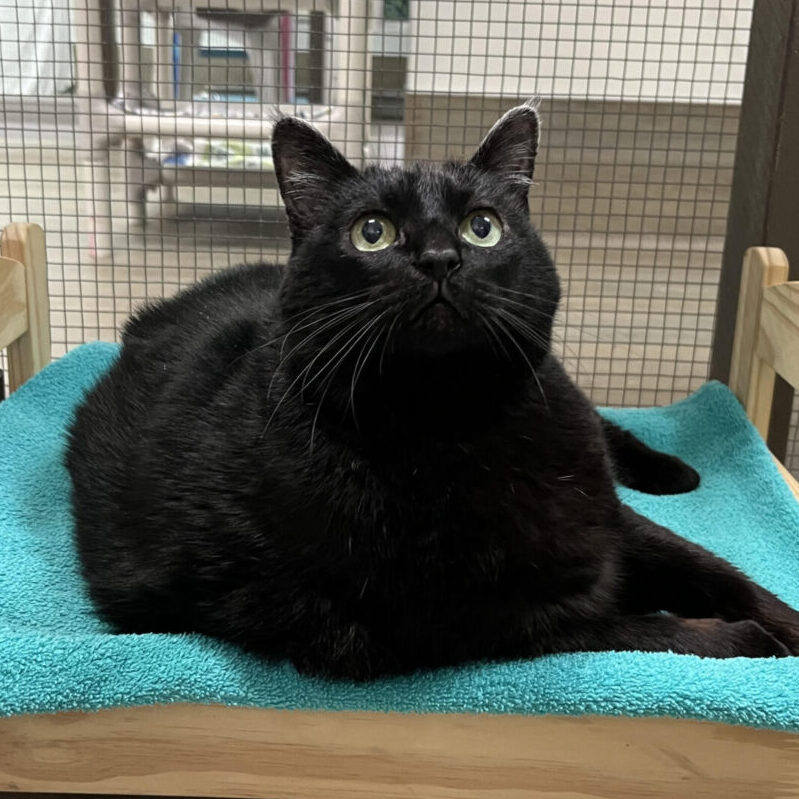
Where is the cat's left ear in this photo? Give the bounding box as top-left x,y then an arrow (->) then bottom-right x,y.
272,117 -> 358,237
469,100 -> 540,200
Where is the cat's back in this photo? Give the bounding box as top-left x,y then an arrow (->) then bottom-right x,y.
95,259 -> 278,382
123,261 -> 283,354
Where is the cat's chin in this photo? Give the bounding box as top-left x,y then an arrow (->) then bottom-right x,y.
401,300 -> 478,357
415,300 -> 459,329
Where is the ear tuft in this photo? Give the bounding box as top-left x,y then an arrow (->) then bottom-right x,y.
469,98 -> 541,198
271,117 -> 358,237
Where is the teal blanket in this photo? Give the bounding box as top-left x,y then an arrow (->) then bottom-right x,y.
2,342 -> 799,730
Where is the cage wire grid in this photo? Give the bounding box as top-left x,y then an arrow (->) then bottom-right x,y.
0,0 -> 797,476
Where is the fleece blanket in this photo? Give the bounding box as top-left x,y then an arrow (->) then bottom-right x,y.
1,342 -> 798,730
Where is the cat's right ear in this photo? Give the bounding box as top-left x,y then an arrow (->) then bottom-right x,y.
272,117 -> 358,237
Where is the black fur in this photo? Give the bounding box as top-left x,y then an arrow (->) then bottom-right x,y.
66,104 -> 799,678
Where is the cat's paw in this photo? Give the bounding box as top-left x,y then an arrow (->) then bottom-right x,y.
749,594 -> 799,655
764,613 -> 799,656
706,619 -> 790,658
290,622 -> 383,681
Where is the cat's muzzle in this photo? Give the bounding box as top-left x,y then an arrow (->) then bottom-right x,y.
410,280 -> 466,325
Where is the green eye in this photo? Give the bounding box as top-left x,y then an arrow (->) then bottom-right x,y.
459,210 -> 502,247
351,214 -> 397,252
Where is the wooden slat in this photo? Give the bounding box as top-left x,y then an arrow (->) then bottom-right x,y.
729,248 -> 789,417
1,705 -> 799,798
728,247 -> 799,492
0,223 -> 50,392
759,281 -> 799,393
746,361 -> 779,442
729,247 -> 790,439
774,455 -> 799,502
0,256 -> 27,351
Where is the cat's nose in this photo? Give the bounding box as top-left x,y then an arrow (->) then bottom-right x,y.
415,246 -> 461,282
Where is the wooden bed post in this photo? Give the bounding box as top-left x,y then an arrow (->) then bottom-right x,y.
0,223 -> 51,392
729,247 -> 790,439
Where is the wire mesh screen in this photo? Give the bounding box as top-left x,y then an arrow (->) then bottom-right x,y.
1,0 -> 796,475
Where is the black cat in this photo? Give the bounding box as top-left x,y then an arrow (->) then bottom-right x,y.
66,102 -> 799,679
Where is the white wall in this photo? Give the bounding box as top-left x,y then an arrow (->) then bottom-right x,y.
407,0 -> 753,103
0,0 -> 73,95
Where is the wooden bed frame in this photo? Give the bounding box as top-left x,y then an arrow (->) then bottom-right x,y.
1,224 -> 798,798
0,223 -> 50,394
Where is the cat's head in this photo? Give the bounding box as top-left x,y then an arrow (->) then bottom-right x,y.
272,101 -> 559,385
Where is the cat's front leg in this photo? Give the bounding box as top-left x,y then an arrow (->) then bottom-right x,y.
615,505 -> 799,653
539,614 -> 789,659
278,602 -> 393,681
287,624 -> 379,680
